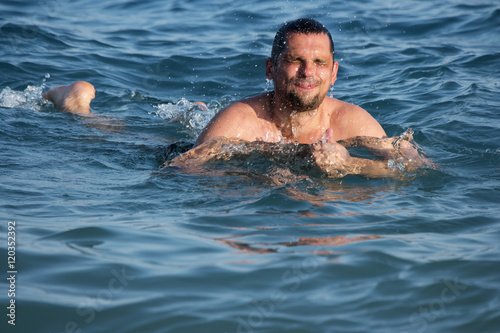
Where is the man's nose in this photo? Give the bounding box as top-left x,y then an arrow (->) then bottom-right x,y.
298,60 -> 315,77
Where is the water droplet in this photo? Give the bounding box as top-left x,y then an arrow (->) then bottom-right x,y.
264,78 -> 273,92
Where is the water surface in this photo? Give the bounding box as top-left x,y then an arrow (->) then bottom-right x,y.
1,0 -> 499,332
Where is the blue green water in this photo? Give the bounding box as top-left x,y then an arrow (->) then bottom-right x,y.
1,0 -> 500,332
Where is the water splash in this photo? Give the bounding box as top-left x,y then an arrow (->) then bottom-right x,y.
153,95 -> 234,138
264,78 -> 273,92
386,128 -> 434,176
328,84 -> 334,98
0,74 -> 51,111
391,128 -> 414,147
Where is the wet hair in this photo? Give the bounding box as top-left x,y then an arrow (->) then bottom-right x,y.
271,18 -> 334,66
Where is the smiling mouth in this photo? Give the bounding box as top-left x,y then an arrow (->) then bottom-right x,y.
297,83 -> 315,89
293,79 -> 319,90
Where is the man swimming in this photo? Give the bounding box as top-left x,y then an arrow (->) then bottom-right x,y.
43,18 -> 430,178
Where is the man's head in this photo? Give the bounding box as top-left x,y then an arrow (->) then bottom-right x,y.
270,18 -> 334,67
266,18 -> 338,112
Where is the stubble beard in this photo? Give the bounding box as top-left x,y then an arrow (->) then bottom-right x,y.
285,90 -> 321,112
281,79 -> 324,112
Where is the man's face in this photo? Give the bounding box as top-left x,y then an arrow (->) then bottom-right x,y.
267,32 -> 338,112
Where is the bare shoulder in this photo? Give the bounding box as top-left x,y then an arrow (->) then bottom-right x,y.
194,94 -> 270,146
220,95 -> 265,119
330,98 -> 387,139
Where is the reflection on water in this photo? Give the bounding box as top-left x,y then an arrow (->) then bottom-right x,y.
198,179 -> 395,257
216,234 -> 382,255
283,183 -> 394,204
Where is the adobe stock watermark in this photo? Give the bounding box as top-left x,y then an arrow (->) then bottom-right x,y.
233,246 -> 328,333
51,266 -> 134,333
342,0 -> 401,43
6,221 -> 17,326
5,0 -> 66,53
406,278 -> 468,333
142,59 -> 167,91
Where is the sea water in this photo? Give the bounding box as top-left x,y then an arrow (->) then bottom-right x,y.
1,0 -> 499,332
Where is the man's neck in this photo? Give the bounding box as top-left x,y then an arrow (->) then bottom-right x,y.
269,92 -> 322,141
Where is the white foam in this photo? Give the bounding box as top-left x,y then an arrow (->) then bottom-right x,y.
152,95 -> 234,138
0,74 -> 51,112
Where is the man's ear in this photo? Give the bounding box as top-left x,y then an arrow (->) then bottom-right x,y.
265,58 -> 274,80
330,61 -> 339,85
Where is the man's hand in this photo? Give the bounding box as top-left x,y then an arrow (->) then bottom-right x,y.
311,129 -> 402,179
340,129 -> 434,170
312,129 -> 353,177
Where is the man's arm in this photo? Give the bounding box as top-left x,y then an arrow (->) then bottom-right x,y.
163,135 -> 397,178
194,98 -> 267,146
162,134 -> 432,179
312,130 -> 433,178
161,137 -> 248,168
329,103 -> 433,175
340,131 -> 433,167
312,140 -> 395,178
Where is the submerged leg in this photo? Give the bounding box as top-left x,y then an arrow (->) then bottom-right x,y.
43,81 -> 95,114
